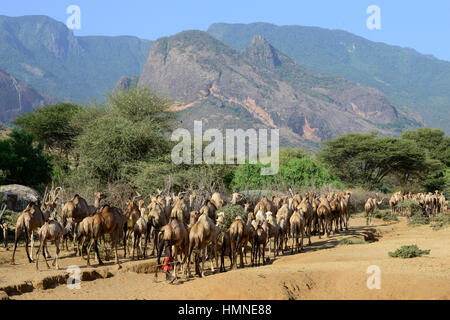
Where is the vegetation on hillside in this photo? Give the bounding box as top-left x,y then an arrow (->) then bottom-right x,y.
5,88 -> 449,201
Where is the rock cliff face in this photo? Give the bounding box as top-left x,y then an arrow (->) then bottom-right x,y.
0,69 -> 56,123
138,30 -> 416,146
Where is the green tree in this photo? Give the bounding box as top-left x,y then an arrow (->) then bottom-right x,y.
12,103 -> 83,156
318,132 -> 426,190
401,128 -> 450,166
0,129 -> 52,187
71,89 -> 174,184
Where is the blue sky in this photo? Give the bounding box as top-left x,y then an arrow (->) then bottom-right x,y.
2,0 -> 449,61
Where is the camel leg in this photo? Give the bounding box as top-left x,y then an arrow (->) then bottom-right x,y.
169,246 -> 178,284
86,237 -> 95,267
114,230 -> 120,267
53,239 -> 60,270
29,230 -> 35,261
307,223 -> 312,246
201,246 -> 207,277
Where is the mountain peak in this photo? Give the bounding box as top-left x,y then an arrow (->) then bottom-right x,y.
243,35 -> 285,69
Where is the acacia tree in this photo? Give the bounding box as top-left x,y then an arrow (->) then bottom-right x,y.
72,88 -> 174,184
12,103 -> 83,157
318,132 -> 426,190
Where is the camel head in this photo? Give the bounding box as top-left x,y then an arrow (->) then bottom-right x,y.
94,192 -> 107,202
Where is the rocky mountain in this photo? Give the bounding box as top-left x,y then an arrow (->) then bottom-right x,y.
138,30 -> 421,148
208,22 -> 450,134
0,69 -> 56,123
0,15 -> 152,105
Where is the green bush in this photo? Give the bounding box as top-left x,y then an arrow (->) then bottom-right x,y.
408,214 -> 430,227
339,237 -> 367,245
217,205 -> 246,233
389,244 -> 430,258
430,213 -> 450,231
0,129 -> 52,188
230,151 -> 343,191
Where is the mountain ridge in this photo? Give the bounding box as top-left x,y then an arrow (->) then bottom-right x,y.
207,22 -> 450,134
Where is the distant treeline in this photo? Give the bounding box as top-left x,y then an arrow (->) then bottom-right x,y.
1,88 -> 449,198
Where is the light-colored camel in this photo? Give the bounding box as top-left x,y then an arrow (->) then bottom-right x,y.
0,205 -> 8,249
263,212 -> 280,259
254,196 -> 276,215
187,212 -> 219,277
171,196 -> 189,225
289,209 -> 304,254
131,216 -> 147,260
364,197 -> 384,226
210,192 -> 226,209
35,218 -> 70,270
231,192 -> 246,206
11,202 -> 48,264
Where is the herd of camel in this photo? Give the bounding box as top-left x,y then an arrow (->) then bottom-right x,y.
2,186 -> 447,283
364,190 -> 447,225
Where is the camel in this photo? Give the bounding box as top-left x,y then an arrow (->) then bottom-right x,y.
316,200 -> 332,238
340,191 -> 352,230
147,200 -> 167,256
276,213 -> 288,252
364,197 -> 384,226
137,200 -> 146,217
189,192 -> 197,212
289,209 -> 304,254
263,212 -> 280,259
154,218 -> 189,283
86,204 -> 127,267
171,196 -> 189,225
254,196 -> 276,215
329,195 -> 343,234
227,217 -> 245,270
389,196 -> 398,215
11,202 -> 48,264
164,195 -> 173,221
296,197 -> 313,245
0,205 -> 8,249
255,210 -> 267,225
210,192 -> 226,209
231,192 -> 246,206
252,220 -> 268,266
199,200 -> 217,222
75,216 -> 92,259
123,201 -> 141,258
188,210 -> 200,228
241,214 -> 256,265
35,218 -> 70,270
187,211 -> 219,277
131,216 -> 147,260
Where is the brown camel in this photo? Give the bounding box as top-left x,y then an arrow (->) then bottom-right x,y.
171,196 -> 189,225
329,195 -> 343,234
289,209 -> 304,254
154,217 -> 189,283
296,197 -> 313,245
252,220 -> 268,266
131,216 -> 147,260
86,205 -> 127,267
187,211 -> 219,277
123,201 -> 141,258
147,200 -> 167,256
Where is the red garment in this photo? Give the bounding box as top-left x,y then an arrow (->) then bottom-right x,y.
162,256 -> 173,273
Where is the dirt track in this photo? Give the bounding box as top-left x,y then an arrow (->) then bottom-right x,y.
1,214 -> 449,300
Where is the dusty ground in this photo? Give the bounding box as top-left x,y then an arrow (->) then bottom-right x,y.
0,214 -> 449,300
